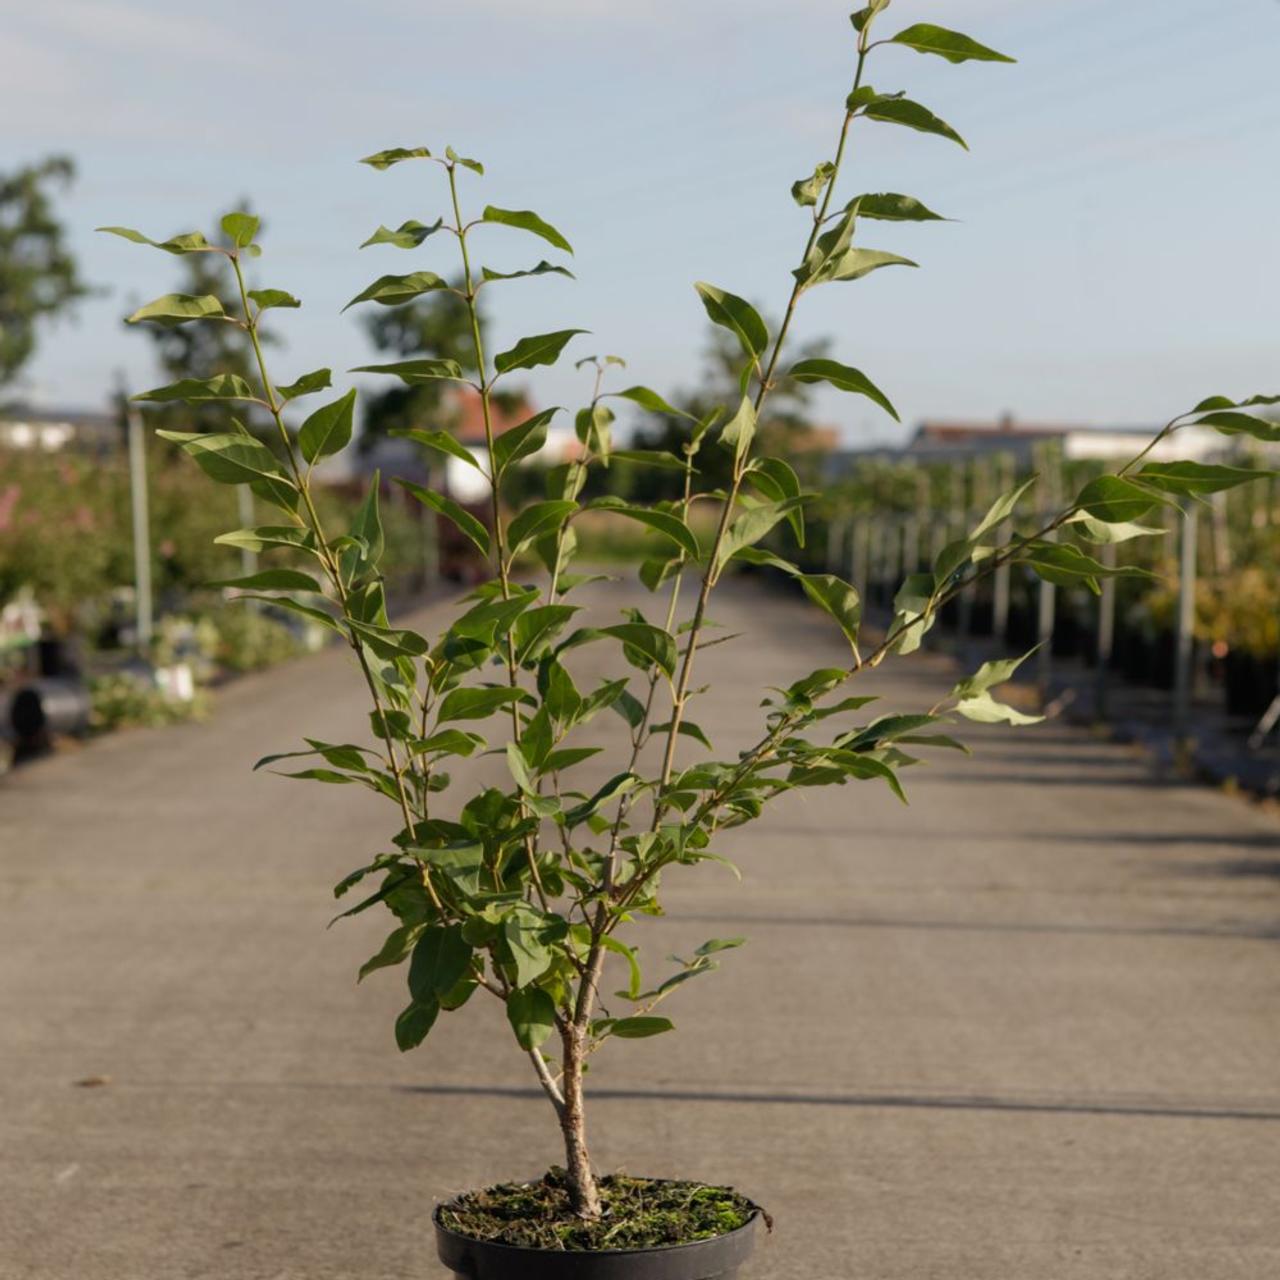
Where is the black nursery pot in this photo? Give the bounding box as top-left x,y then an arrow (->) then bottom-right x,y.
434,1208 -> 760,1280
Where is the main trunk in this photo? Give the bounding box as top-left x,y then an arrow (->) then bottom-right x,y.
559,1025 -> 602,1218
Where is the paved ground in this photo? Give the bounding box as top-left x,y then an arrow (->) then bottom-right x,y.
2,576 -> 1279,1279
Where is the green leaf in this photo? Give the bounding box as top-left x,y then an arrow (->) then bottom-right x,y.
575,403 -> 614,459
950,651 -> 1033,702
507,500 -> 577,554
694,282 -> 768,362
857,93 -> 968,149
590,498 -> 700,560
249,288 -> 300,312
392,427 -> 484,473
608,449 -> 689,471
493,407 -> 561,475
214,525 -> 316,554
847,192 -> 947,222
719,395 -> 756,465
513,605 -> 578,666
395,998 -> 439,1051
359,146 -> 432,169
220,211 -> 260,247
792,161 -> 836,208
347,476 -> 384,572
798,574 -> 861,651
651,718 -> 714,750
506,987 -> 557,1050
504,907 -> 557,988
1194,409 -> 1280,443
1135,461 -> 1266,498
156,430 -> 295,510
716,498 -> 806,573
1191,393 -> 1280,412
602,935 -> 643,1001
409,925 -> 473,1003
358,924 -> 421,982
1067,513 -> 1166,545
210,568 -> 324,593
746,457 -> 806,545
792,203 -> 918,291
396,480 -> 490,556
360,218 -> 443,249
954,691 -> 1042,726
481,206 -> 573,254
612,385 -> 689,419
851,0 -> 893,34
801,244 -> 918,290
351,358 -> 467,385
299,389 -> 357,464
888,573 -> 936,655
348,620 -> 429,660
437,685 -> 528,722
788,358 -> 897,420
97,226 -> 216,255
494,329 -> 587,375
276,368 -> 332,403
609,1016 -> 674,1039
240,594 -> 342,635
1017,541 -> 1150,594
600,624 -> 676,678
1074,475 -> 1163,524
834,752 -> 908,803
887,23 -> 1015,64
969,476 -> 1037,543
137,374 -> 257,404
564,771 -> 640,827
445,145 -> 485,174
481,260 -> 575,283
416,843 -> 486,896
506,739 -> 536,794
410,728 -> 486,758
695,937 -> 745,957
343,271 -> 450,312
125,293 -> 226,327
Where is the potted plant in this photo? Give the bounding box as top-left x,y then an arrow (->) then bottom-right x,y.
100,3 -> 1274,1274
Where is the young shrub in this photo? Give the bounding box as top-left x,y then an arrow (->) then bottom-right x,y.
101,1 -> 1274,1239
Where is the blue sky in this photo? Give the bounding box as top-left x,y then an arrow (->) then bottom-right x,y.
3,0 -> 1278,446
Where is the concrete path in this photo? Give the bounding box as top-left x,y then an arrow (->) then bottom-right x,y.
2,577 -> 1278,1279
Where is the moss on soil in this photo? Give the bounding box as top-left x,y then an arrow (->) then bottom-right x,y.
436,1168 -> 757,1252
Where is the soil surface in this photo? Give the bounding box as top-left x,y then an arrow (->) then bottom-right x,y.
438,1169 -> 755,1251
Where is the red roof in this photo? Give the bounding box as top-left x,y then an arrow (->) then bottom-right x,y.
913,415 -> 1083,444
450,388 -> 534,444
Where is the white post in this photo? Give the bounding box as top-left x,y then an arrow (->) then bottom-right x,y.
237,486 -> 258,578
125,397 -> 153,651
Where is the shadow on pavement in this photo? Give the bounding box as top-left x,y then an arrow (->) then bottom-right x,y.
668,912 -> 1280,943
399,1083 -> 1280,1123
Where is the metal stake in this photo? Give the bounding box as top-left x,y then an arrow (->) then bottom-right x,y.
1095,541 -> 1116,720
1174,506 -> 1198,740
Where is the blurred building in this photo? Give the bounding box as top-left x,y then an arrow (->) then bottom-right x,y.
827,412 -> 1229,476
0,405 -> 119,457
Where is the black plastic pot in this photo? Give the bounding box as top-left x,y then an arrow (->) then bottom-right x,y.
9,678 -> 91,745
1224,651 -> 1279,718
434,1207 -> 759,1280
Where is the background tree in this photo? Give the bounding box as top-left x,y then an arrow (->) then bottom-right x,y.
0,156 -> 91,395
359,284 -> 499,447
